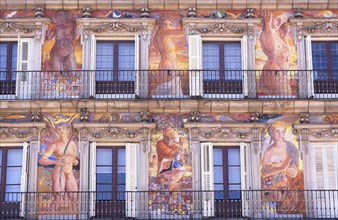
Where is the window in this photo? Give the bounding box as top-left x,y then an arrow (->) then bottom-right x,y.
0,147 -> 24,219
95,41 -> 135,94
213,146 -> 241,200
312,41 -> 338,93
213,146 -> 241,218
0,42 -> 18,94
95,146 -> 126,218
202,42 -> 242,94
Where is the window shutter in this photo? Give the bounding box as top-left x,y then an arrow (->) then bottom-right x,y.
305,36 -> 314,97
134,35 -> 140,97
241,36 -> 248,97
311,143 -> 338,218
20,142 -> 29,217
240,142 -> 252,218
189,35 -> 203,97
16,38 -> 33,99
89,35 -> 96,97
89,142 -> 96,218
200,142 -> 214,217
126,143 -> 138,218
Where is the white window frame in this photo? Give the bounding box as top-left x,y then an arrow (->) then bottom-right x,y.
306,36 -> 338,99
89,142 -> 139,218
90,35 -> 140,99
200,142 -> 251,218
200,37 -> 248,99
0,142 -> 29,217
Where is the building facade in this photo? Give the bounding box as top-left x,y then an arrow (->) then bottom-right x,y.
0,0 -> 338,219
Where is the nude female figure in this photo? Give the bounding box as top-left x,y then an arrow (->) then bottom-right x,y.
46,11 -> 79,71
152,17 -> 185,96
39,123 -> 79,211
258,11 -> 292,96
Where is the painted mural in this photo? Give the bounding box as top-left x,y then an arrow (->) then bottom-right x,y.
261,116 -> 305,215
255,10 -> 298,97
41,10 -> 82,98
149,12 -> 188,97
148,114 -> 192,215
37,113 -> 79,214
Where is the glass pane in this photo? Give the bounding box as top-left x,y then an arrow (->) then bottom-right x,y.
229,184 -> 241,200
7,149 -> 23,166
117,166 -> 125,174
96,166 -> 112,174
117,173 -> 125,184
228,167 -> 241,184
11,43 -> 18,79
117,185 -> 125,200
224,43 -> 241,70
203,43 -> 220,80
5,185 -> 21,202
213,167 -> 224,184
331,42 -> 338,79
6,167 -> 22,184
213,148 -> 223,165
0,44 -> 7,74
96,184 -> 112,200
96,42 -> 114,81
0,149 -> 2,165
228,149 -> 240,165
118,43 -> 135,81
96,173 -> 112,184
312,42 -> 328,79
96,149 -> 112,165
117,149 -> 126,166
214,184 -> 224,200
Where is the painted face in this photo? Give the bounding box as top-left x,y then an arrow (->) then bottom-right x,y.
162,160 -> 171,169
272,127 -> 286,140
162,19 -> 173,29
57,125 -> 69,136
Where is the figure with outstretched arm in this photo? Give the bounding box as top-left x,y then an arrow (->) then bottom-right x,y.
258,11 -> 292,96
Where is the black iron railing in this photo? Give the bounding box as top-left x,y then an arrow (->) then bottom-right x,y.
1,190 -> 338,219
0,70 -> 337,100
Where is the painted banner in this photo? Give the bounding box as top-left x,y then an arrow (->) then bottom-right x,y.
148,12 -> 188,97
41,10 -> 82,98
260,117 -> 305,215
255,10 -> 298,97
149,126 -> 192,215
37,113 -> 79,215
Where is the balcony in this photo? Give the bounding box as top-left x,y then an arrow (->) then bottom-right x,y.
1,190 -> 338,219
0,70 -> 337,100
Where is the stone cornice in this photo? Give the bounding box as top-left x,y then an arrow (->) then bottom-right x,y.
76,18 -> 156,39
290,18 -> 338,37
0,18 -> 50,39
182,18 -> 262,37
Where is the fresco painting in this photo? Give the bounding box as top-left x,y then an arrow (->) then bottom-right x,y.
255,10 -> 298,97
260,117 -> 305,215
148,12 -> 189,97
149,124 -> 192,214
37,113 -> 79,215
41,10 -> 82,98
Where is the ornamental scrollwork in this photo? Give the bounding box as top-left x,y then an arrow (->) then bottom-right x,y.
313,128 -> 338,138
0,22 -> 37,33
291,18 -> 338,36
84,127 -> 151,140
188,22 -> 245,35
0,127 -> 41,139
90,22 -> 140,33
198,127 -> 250,139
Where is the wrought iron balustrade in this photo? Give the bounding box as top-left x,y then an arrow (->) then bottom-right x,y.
0,70 -> 337,100
1,190 -> 338,219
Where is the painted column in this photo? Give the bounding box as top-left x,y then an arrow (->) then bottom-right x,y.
247,30 -> 257,98
190,127 -> 201,215
139,26 -> 152,98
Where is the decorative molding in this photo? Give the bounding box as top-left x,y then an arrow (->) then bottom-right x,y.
0,18 -> 50,40
80,108 -> 90,122
294,124 -> 338,142
0,123 -> 46,141
249,112 -> 261,122
290,18 -> 338,37
182,18 -> 261,38
73,122 -> 155,141
189,111 -> 200,122
77,18 -> 156,39
299,112 -> 309,123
